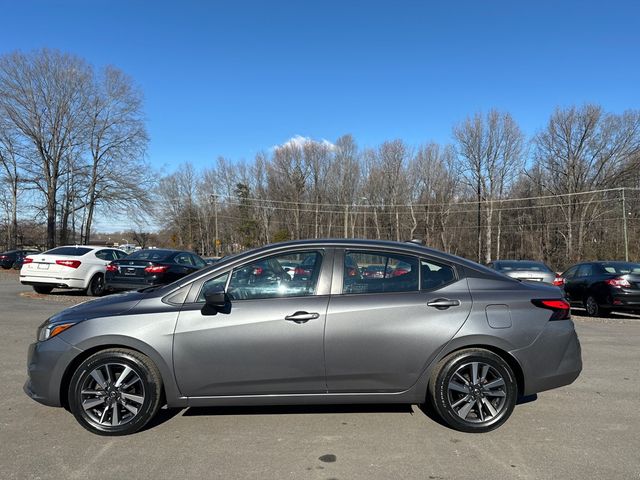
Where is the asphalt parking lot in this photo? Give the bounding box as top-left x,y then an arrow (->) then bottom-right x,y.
0,270 -> 638,480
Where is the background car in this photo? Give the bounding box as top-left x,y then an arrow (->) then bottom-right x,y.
19,246 -> 127,295
0,249 -> 40,269
105,249 -> 207,292
561,261 -> 640,316
488,260 -> 564,286
25,239 -> 582,436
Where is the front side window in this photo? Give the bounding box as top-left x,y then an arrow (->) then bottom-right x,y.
343,251 -> 418,294
225,251 -> 323,300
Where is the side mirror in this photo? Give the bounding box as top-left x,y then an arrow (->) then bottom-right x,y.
205,290 -> 227,308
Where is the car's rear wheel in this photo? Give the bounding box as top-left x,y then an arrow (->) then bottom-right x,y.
584,295 -> 610,317
86,273 -> 105,297
428,348 -> 517,433
33,285 -> 53,294
68,348 -> 163,436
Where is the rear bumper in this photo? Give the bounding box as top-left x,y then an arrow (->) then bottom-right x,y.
25,336 -> 83,407
510,319 -> 582,396
605,291 -> 640,312
20,275 -> 86,289
105,280 -> 157,291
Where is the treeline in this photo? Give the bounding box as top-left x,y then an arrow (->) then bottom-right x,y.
157,107 -> 640,269
0,49 -> 151,249
2,50 -> 640,270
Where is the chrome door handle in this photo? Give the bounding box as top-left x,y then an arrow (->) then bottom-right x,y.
427,298 -> 460,310
284,311 -> 320,323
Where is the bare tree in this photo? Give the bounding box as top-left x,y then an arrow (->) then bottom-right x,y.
454,110 -> 524,263
0,49 -> 92,248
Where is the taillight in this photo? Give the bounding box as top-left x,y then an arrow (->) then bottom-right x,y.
294,267 -> 305,276
0,255 -> 6,260
552,275 -> 565,286
144,264 -> 168,274
23,257 -> 33,264
56,259 -> 81,268
605,277 -> 631,288
106,264 -> 118,272
252,266 -> 263,276
532,298 -> 571,320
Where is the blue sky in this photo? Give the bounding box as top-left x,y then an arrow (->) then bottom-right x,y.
1,0 -> 639,175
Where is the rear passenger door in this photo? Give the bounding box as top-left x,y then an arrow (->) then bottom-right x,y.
323,249 -> 472,393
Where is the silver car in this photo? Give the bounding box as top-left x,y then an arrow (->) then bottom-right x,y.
25,240 -> 582,435
489,260 -> 563,286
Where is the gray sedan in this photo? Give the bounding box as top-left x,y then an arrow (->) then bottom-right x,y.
25,239 -> 581,435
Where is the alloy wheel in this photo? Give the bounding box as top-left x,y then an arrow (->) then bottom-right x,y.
446,361 -> 508,423
79,362 -> 145,427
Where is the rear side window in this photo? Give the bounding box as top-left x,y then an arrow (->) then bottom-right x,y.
95,249 -> 116,261
421,259 -> 456,290
175,253 -> 197,266
343,251 -> 418,294
45,247 -> 91,256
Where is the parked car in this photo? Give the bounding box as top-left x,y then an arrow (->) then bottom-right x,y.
19,246 -> 128,296
363,265 -> 386,279
25,239 -> 581,436
0,249 -> 40,269
561,261 -> 640,316
105,249 -> 207,292
488,260 -> 564,286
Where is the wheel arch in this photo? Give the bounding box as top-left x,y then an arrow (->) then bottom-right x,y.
429,340 -> 525,398
59,337 -> 185,410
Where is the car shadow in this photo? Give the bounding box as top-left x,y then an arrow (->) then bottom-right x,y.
571,308 -> 640,320
181,403 -> 414,417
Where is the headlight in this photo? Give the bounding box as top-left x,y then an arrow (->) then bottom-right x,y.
37,322 -> 76,342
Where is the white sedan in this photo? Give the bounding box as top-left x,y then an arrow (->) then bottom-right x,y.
20,245 -> 128,296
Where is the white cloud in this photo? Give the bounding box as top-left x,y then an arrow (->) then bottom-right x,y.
272,134 -> 336,151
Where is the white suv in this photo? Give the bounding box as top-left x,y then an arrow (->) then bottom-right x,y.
20,245 -> 128,296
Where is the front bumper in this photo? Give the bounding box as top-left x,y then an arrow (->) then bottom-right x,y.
510,319 -> 582,396
25,336 -> 83,407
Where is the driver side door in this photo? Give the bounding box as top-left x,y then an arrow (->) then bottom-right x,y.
173,249 -> 333,398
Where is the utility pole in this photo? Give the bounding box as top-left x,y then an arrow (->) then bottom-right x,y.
211,193 -> 219,257
622,187 -> 629,261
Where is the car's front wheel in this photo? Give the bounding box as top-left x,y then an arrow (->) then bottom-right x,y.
68,348 -> 163,436
428,348 -> 517,433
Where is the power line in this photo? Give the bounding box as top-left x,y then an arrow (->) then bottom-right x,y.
208,186 -> 640,209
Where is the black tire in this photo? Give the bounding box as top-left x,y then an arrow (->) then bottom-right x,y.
1,265 -> 10,270
68,348 -> 163,436
428,348 -> 517,433
33,285 -> 53,294
584,295 -> 609,317
86,273 -> 105,297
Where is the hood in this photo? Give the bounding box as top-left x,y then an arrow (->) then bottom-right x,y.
47,290 -> 147,325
